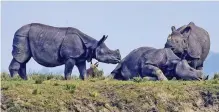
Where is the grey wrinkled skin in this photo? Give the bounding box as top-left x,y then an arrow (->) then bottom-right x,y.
9,23 -> 121,80
111,47 -> 208,81
165,22 -> 210,70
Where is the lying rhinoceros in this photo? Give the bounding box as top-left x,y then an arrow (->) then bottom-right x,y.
9,23 -> 121,80
111,47 -> 208,81
165,22 -> 210,70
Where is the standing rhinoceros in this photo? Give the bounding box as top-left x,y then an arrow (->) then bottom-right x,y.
111,47 -> 208,81
165,22 -> 210,70
9,23 -> 121,80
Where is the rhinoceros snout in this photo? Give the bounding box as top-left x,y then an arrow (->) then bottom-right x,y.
116,49 -> 121,60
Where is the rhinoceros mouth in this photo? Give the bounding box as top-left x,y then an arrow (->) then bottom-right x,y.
105,58 -> 120,64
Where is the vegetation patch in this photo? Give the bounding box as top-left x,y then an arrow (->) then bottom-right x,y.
1,72 -> 219,112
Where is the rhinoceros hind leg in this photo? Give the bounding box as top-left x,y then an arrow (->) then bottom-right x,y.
141,65 -> 168,81
9,58 -> 29,80
18,64 -> 28,80
9,58 -> 20,77
64,58 -> 75,80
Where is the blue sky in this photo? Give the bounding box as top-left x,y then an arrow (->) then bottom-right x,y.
1,1 -> 219,75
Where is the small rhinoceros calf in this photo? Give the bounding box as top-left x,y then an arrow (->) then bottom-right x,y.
111,47 -> 208,81
9,23 -> 121,80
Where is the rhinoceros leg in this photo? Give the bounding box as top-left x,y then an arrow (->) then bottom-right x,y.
190,58 -> 200,69
64,58 -> 76,80
9,58 -> 20,77
9,58 -> 28,80
197,65 -> 203,70
196,61 -> 203,70
18,64 -> 27,80
141,65 -> 168,81
76,61 -> 86,80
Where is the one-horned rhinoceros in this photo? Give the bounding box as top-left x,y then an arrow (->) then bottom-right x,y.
165,22 -> 210,70
9,23 -> 121,80
111,47 -> 208,81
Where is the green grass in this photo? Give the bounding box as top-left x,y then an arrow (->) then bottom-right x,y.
1,72 -> 219,112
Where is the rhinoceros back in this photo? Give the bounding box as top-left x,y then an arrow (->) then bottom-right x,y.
12,24 -> 32,63
28,23 -> 67,66
113,47 -> 154,79
188,24 -> 210,61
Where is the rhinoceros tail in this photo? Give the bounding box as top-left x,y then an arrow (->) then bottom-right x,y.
12,24 -> 32,63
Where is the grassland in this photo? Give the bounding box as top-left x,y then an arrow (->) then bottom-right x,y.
1,72 -> 219,112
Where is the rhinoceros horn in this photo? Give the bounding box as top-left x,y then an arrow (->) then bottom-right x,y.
97,35 -> 108,47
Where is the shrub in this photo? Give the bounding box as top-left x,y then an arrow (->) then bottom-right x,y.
87,67 -> 104,78
1,72 -> 10,81
46,74 -> 54,80
213,73 -> 219,80
211,80 -> 219,84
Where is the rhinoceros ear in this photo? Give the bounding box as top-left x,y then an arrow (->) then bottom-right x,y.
97,35 -> 108,47
171,26 -> 176,32
188,22 -> 195,26
181,26 -> 191,38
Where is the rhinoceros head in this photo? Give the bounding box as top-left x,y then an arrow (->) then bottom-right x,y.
92,35 -> 121,64
175,60 -> 208,80
164,26 -> 190,57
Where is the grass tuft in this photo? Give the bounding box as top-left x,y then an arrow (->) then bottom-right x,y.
132,77 -> 143,83
32,89 -> 38,95
35,78 -> 44,84
64,84 -> 76,94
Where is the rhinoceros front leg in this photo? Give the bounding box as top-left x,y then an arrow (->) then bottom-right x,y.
141,64 -> 168,81
196,60 -> 203,70
190,58 -> 200,69
76,61 -> 86,80
64,58 -> 76,80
